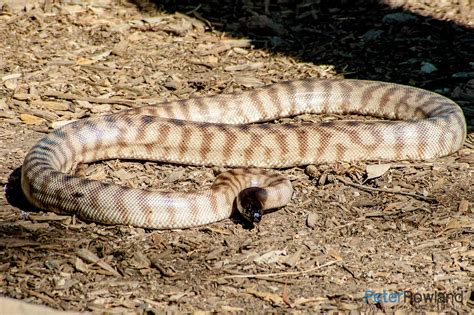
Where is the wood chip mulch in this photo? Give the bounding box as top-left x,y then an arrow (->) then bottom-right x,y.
0,0 -> 473,313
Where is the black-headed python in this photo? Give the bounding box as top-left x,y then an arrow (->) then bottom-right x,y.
21,79 -> 467,228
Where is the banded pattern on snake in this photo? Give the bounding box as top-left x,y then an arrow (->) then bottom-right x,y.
21,79 -> 466,229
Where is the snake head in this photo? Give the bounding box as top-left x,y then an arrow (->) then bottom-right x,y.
237,187 -> 267,224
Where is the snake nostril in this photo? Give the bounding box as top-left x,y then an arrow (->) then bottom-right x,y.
252,211 -> 262,223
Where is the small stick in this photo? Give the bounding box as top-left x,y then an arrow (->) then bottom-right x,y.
220,260 -> 338,279
43,90 -> 142,107
335,176 -> 436,202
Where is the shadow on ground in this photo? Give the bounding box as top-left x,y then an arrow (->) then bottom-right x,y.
129,0 -> 474,126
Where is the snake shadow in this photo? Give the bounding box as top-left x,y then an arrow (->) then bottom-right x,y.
4,167 -> 34,212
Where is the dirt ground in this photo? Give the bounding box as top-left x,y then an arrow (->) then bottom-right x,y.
0,0 -> 473,313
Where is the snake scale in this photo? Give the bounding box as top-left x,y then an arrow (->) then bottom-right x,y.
21,79 -> 467,229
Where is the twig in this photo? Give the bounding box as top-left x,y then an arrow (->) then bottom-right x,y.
244,277 -> 300,284
43,90 -> 141,107
220,260 -> 338,279
463,141 -> 474,149
335,176 -> 436,202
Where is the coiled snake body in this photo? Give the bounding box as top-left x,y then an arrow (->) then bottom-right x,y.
21,79 -> 467,228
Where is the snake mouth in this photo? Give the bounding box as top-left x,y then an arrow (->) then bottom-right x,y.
237,187 -> 267,223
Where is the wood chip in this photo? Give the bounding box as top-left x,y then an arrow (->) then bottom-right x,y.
327,248 -> 343,261
234,76 -> 265,87
458,199 -> 470,212
283,248 -> 303,267
253,250 -> 287,265
76,248 -> 121,277
1,72 -> 21,81
306,212 -> 319,229
305,164 -> 319,178
19,113 -> 45,125
224,62 -> 264,71
244,287 -> 284,306
1,1 -> 472,313
31,100 -> 69,111
112,39 -> 129,56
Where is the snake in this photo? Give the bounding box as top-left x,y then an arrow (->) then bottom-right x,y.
20,78 -> 467,229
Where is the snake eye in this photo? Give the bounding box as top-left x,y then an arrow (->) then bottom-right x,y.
237,187 -> 267,224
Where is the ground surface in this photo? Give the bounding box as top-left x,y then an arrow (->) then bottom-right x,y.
0,0 -> 473,313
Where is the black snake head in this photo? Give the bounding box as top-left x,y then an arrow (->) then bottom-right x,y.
237,187 -> 267,224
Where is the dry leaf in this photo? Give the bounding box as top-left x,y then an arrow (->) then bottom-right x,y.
112,39 -> 129,56
253,250 -> 286,264
220,306 -> 245,311
365,164 -> 391,181
206,56 -> 218,64
444,218 -> 472,231
224,62 -> 264,71
327,248 -> 343,261
293,296 -> 329,306
92,50 -> 111,62
1,73 -> 21,81
282,286 -> 292,306
20,113 -> 45,125
169,292 -> 187,302
75,57 -> 94,65
462,250 -> 474,258
28,213 -> 70,222
113,168 -> 136,181
306,212 -> 318,229
74,257 -> 89,273
245,287 -> 284,305
17,221 -> 49,231
131,252 -> 151,269
13,93 -> 31,101
305,164 -> 319,178
88,168 -> 107,181
90,104 -> 112,113
76,248 -> 120,277
283,248 -> 303,267
4,78 -> 18,90
458,199 -> 469,212
234,76 -> 265,87
32,100 -> 69,111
